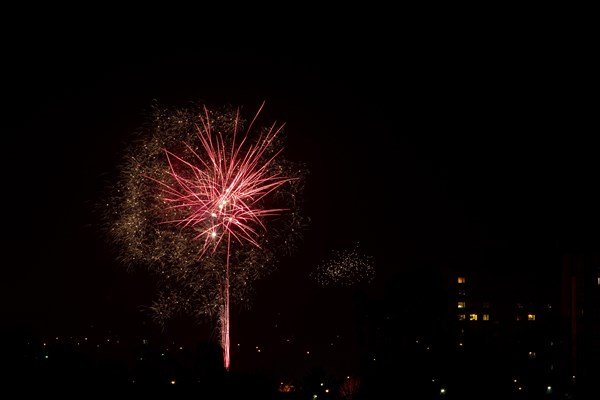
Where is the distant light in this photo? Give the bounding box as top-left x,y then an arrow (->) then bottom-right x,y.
546,386 -> 552,394
44,355 -> 48,359
440,388 -> 446,395
307,351 -> 310,355
170,380 -> 176,385
325,389 -> 329,393
320,383 -> 324,386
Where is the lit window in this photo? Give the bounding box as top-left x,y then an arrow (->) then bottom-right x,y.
458,289 -> 466,296
482,302 -> 490,309
528,314 -> 536,321
482,314 -> 490,321
597,277 -> 599,286
469,314 -> 478,321
528,351 -> 536,359
457,276 -> 465,284
458,301 -> 466,308
458,314 -> 466,321
516,315 -> 522,321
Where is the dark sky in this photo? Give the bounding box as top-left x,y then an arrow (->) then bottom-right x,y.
3,28 -> 597,377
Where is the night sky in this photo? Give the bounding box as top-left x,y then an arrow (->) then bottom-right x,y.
3,28 -> 596,382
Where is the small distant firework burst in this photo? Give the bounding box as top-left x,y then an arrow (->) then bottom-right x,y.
105,100 -> 307,370
312,242 -> 375,287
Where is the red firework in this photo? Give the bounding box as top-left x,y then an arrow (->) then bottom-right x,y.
150,101 -> 295,256
144,101 -> 296,370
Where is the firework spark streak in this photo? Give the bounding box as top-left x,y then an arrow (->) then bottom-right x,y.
150,102 -> 295,255
312,242 -> 375,287
106,100 -> 307,371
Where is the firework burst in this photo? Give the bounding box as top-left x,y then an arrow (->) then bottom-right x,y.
312,242 -> 375,287
105,100 -> 307,370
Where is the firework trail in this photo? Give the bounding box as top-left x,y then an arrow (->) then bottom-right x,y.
106,100 -> 307,370
312,242 -> 375,287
